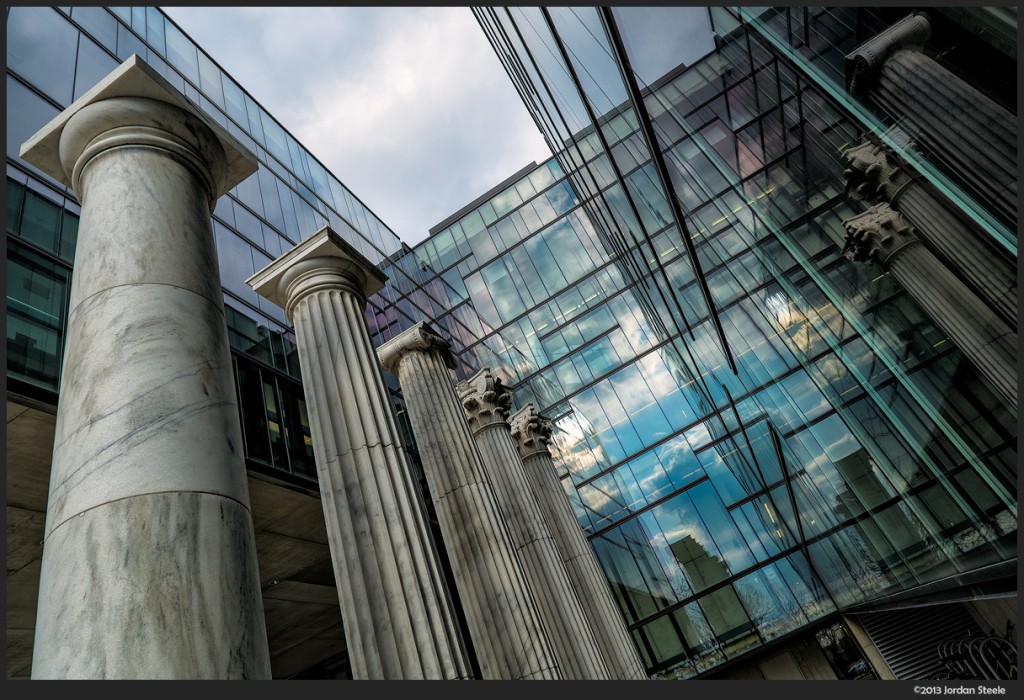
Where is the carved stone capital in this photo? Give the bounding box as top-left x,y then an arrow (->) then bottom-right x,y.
842,203 -> 921,267
845,12 -> 930,95
842,140 -> 914,202
247,226 -> 387,322
509,404 -> 554,460
377,321 -> 456,375
457,368 -> 512,435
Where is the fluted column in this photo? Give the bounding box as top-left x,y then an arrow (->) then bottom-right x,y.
378,323 -> 561,680
509,405 -> 649,681
843,204 -> 1016,407
458,370 -> 609,680
842,140 -> 1017,326
19,56 -> 270,678
846,12 -> 1017,227
246,228 -> 472,679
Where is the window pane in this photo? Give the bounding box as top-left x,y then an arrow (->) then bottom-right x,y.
73,33 -> 119,101
71,6 -> 117,52
7,7 -> 79,106
58,211 -> 79,261
19,190 -> 62,253
7,242 -> 70,392
163,21 -> 199,84
115,22 -> 147,63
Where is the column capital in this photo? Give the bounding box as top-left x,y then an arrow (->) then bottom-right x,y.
842,140 -> 914,202
457,368 -> 512,435
845,12 -> 931,94
377,321 -> 456,375
509,404 -> 554,460
20,54 -> 256,208
842,203 -> 921,267
247,226 -> 387,322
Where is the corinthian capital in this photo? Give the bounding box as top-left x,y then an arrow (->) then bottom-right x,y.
377,321 -> 456,375
842,140 -> 913,202
457,368 -> 512,434
509,404 -> 554,460
842,203 -> 921,267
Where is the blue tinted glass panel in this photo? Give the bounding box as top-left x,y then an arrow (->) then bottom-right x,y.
221,75 -> 248,126
214,222 -> 259,307
73,34 -> 119,101
7,76 -> 61,162
163,21 -> 199,84
70,6 -> 117,51
116,22 -> 147,62
7,7 -> 79,106
196,50 -> 225,108
145,7 -> 165,55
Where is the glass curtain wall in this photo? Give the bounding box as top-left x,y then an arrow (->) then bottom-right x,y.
434,6 -> 1015,677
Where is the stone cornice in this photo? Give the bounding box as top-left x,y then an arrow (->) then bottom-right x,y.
457,368 -> 512,435
842,203 -> 922,267
377,321 -> 456,375
509,404 -> 553,460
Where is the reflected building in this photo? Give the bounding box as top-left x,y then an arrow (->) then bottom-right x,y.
5,5 -> 1017,681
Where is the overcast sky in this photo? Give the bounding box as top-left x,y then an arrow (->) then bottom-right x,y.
163,6 -> 552,246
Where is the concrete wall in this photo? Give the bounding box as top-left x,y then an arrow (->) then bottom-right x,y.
964,597 -> 1018,638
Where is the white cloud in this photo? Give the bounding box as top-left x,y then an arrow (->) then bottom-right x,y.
163,6 -> 551,245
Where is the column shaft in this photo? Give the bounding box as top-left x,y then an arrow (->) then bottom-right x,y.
294,291 -> 470,679
873,49 -> 1016,227
461,375 -> 609,679
247,228 -> 473,680
886,249 -> 1017,407
894,185 -> 1017,326
511,406 -> 649,680
380,326 -> 561,680
844,204 -> 1017,408
23,67 -> 270,679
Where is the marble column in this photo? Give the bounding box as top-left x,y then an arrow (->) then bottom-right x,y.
19,56 -> 270,678
509,404 -> 649,681
842,140 -> 1017,326
378,323 -> 561,680
246,228 -> 472,679
843,203 -> 1017,408
457,370 -> 609,680
846,12 -> 1017,227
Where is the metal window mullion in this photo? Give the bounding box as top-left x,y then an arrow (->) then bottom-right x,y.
536,11 -> 699,342
597,7 -> 738,374
500,7 -> 651,289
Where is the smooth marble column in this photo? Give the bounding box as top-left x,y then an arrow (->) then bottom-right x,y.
842,140 -> 1017,326
19,56 -> 270,679
509,404 -> 649,681
378,323 -> 561,680
458,369 -> 609,680
246,227 -> 472,680
843,203 -> 1017,408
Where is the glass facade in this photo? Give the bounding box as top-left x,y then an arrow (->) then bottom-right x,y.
5,5 -> 1017,680
426,6 -> 1013,677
